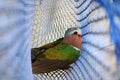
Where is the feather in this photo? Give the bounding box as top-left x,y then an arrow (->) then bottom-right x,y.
32,58 -> 76,73
31,38 -> 63,63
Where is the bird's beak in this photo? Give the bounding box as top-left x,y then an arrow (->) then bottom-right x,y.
78,34 -> 82,38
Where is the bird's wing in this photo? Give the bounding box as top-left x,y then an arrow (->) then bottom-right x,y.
32,43 -> 80,74
31,38 -> 63,63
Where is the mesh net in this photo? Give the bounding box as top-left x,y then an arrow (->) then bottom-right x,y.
32,0 -> 117,80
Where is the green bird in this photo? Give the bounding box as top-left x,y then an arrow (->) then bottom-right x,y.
31,27 -> 82,73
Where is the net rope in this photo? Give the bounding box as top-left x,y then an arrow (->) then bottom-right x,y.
32,0 -> 117,80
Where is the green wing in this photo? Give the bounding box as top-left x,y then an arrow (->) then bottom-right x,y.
31,38 -> 63,63
32,43 -> 80,74
44,43 -> 80,61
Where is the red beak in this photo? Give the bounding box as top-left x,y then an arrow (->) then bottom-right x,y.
78,34 -> 82,38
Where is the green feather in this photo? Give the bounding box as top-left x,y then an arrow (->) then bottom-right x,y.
32,43 -> 81,73
44,43 -> 80,61
31,38 -> 63,63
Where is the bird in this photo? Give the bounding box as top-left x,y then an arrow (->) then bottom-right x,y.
31,27 -> 82,74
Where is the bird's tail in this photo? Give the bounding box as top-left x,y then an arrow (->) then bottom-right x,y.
32,59 -> 72,74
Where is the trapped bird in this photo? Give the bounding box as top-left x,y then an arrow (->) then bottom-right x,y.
31,27 -> 82,73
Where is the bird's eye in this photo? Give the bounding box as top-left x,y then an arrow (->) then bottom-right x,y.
73,31 -> 78,35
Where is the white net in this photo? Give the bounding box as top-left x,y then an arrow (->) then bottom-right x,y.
32,0 -> 117,80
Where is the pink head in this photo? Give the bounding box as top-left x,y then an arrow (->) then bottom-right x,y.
63,27 -> 82,49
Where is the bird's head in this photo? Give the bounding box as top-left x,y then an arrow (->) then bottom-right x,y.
63,27 -> 82,49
